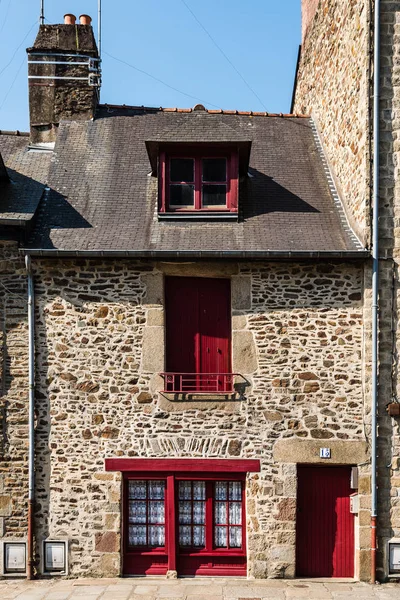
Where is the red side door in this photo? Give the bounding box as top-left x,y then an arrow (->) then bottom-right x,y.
296,466 -> 354,577
165,277 -> 231,392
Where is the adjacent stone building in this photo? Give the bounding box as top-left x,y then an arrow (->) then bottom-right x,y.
294,0 -> 400,583
0,6 -> 391,582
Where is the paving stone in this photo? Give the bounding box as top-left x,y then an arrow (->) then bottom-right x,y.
285,588 -> 312,598
186,597 -> 223,600
1,580 -> 400,600
100,592 -> 131,600
225,589 -> 265,599
14,594 -> 49,600
133,587 -> 161,596
157,588 -> 186,598
183,584 -> 223,595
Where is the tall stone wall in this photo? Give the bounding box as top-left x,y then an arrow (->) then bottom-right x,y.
375,1 -> 400,581
294,0 -> 400,581
302,0 -> 321,42
0,242 -> 29,541
30,258 -> 370,579
294,0 -> 371,244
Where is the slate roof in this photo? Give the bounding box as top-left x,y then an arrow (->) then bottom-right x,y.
1,105 -> 366,256
0,133 -> 51,226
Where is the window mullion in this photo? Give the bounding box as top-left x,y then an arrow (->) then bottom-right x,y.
225,494 -> 228,550
206,481 -> 213,552
167,475 -> 177,571
146,481 -> 149,547
195,158 -> 202,209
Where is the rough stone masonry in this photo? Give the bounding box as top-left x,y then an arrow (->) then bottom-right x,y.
294,0 -> 400,581
0,254 -> 371,579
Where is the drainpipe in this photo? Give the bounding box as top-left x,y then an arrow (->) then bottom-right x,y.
371,0 -> 381,585
26,255 -> 35,580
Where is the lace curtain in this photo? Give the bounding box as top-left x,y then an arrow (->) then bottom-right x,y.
128,480 -> 165,547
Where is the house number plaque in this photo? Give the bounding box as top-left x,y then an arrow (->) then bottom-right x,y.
320,448 -> 331,459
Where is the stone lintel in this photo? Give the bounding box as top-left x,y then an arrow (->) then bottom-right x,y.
273,439 -> 369,464
156,262 -> 238,278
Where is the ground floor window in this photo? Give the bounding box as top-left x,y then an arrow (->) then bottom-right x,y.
128,480 -> 166,548
124,475 -> 246,576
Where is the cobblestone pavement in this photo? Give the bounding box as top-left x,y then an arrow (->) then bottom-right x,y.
0,578 -> 399,600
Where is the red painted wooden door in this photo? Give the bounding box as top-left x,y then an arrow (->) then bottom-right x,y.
296,466 -> 354,577
165,277 -> 231,391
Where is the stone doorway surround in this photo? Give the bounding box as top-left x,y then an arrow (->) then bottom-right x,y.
273,438 -> 371,581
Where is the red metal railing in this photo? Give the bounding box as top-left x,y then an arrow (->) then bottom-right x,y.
160,373 -> 242,394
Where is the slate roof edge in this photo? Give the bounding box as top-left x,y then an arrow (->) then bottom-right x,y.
21,249 -> 370,259
0,130 -> 30,137
309,117 -> 365,251
0,218 -> 29,227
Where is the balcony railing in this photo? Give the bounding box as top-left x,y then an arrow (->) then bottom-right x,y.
160,373 -> 243,394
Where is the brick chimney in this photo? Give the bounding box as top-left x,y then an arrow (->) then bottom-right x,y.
27,14 -> 100,143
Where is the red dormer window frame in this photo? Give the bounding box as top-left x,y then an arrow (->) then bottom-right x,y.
158,146 -> 239,214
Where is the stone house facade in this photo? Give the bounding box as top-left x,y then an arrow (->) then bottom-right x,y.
0,8 -> 385,582
293,0 -> 400,582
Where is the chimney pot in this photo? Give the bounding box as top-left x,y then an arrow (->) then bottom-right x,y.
79,14 -> 92,25
64,14 -> 76,25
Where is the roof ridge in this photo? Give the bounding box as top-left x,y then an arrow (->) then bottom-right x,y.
0,130 -> 30,137
100,104 -> 310,118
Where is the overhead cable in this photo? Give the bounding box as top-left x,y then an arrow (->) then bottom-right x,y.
104,51 -> 220,109
0,0 -> 11,35
180,0 -> 268,111
0,21 -> 37,78
0,56 -> 25,111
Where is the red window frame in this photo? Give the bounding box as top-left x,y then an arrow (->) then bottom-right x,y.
107,459 -> 260,577
158,146 -> 239,214
122,473 -> 246,576
126,479 -> 166,550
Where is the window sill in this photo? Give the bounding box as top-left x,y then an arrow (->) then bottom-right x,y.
158,211 -> 238,221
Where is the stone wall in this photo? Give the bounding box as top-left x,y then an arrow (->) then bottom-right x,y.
375,1 -> 400,581
294,0 -> 371,244
0,242 -> 29,541
294,0 -> 400,581
302,0 -> 320,42
30,258 -> 370,579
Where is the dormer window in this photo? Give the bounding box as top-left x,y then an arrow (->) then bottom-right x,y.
169,157 -> 227,210
158,147 -> 239,215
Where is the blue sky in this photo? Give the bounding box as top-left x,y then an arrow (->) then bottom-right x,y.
0,0 -> 301,131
